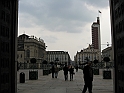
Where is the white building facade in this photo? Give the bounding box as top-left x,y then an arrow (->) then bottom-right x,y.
47,51 -> 71,65
102,46 -> 113,62
75,44 -> 100,65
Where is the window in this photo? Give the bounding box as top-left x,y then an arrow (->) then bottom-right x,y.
1,11 -> 5,21
6,27 -> 9,38
6,1 -> 10,9
6,14 -> 10,23
121,3 -> 124,15
26,49 -> 30,58
2,1 -> 5,7
17,54 -> 19,58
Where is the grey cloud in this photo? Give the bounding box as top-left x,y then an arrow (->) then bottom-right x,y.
84,0 -> 109,8
42,35 -> 58,43
19,13 -> 37,28
19,0 -> 107,33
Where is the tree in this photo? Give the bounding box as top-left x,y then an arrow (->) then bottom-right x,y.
103,57 -> 110,62
103,57 -> 110,70
93,59 -> 98,64
42,60 -> 48,64
30,58 -> 36,63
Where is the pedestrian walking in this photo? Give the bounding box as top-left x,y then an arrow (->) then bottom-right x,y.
75,65 -> 78,72
63,64 -> 68,81
69,65 -> 74,81
51,64 -> 55,78
54,65 -> 59,78
82,61 -> 93,93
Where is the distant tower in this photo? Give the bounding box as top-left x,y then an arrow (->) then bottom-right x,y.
91,17 -> 101,61
91,17 -> 101,50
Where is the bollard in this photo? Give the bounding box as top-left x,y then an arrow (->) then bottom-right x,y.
20,72 -> 25,83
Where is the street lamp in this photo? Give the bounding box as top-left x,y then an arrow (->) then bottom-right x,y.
103,57 -> 111,79
55,58 -> 59,65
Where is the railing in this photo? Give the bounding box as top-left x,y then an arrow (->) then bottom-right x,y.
92,62 -> 114,69
18,63 -> 52,69
18,62 -> 114,70
79,62 -> 114,69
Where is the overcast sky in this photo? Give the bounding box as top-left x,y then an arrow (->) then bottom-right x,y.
18,0 -> 112,60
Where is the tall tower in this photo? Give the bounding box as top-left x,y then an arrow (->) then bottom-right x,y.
91,17 -> 101,61
110,0 -> 124,93
0,0 -> 18,93
91,17 -> 101,49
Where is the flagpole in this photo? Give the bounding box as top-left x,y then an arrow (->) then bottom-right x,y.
98,10 -> 99,17
98,10 -> 101,17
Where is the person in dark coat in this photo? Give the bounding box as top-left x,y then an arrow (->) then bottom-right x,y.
75,65 -> 78,72
82,61 -> 93,93
69,65 -> 74,81
63,65 -> 68,81
51,64 -> 55,78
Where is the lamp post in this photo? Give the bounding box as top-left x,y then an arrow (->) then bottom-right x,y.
101,42 -> 112,79
55,58 -> 59,65
90,45 -> 100,75
103,57 -> 111,79
93,42 -> 111,75
29,58 -> 38,80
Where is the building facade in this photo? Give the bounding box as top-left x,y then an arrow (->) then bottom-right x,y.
110,0 -> 124,93
47,51 -> 71,65
0,0 -> 18,93
17,34 -> 47,64
75,44 -> 100,65
102,46 -> 113,62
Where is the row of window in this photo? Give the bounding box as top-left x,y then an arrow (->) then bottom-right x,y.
117,37 -> 124,49
0,25 -> 10,38
0,58 -> 9,68
115,2 -> 124,20
1,10 -> 10,24
79,53 -> 98,56
1,1 -> 11,9
0,42 -> 9,53
76,56 -> 98,61
47,52 -> 68,54
18,50 -> 45,59
47,57 -> 67,61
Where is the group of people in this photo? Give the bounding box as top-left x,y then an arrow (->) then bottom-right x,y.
51,64 -> 59,78
51,61 -> 93,93
51,64 -> 75,81
63,64 -> 75,81
63,62 -> 93,93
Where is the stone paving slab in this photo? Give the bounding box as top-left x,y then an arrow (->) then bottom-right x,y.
17,69 -> 113,93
